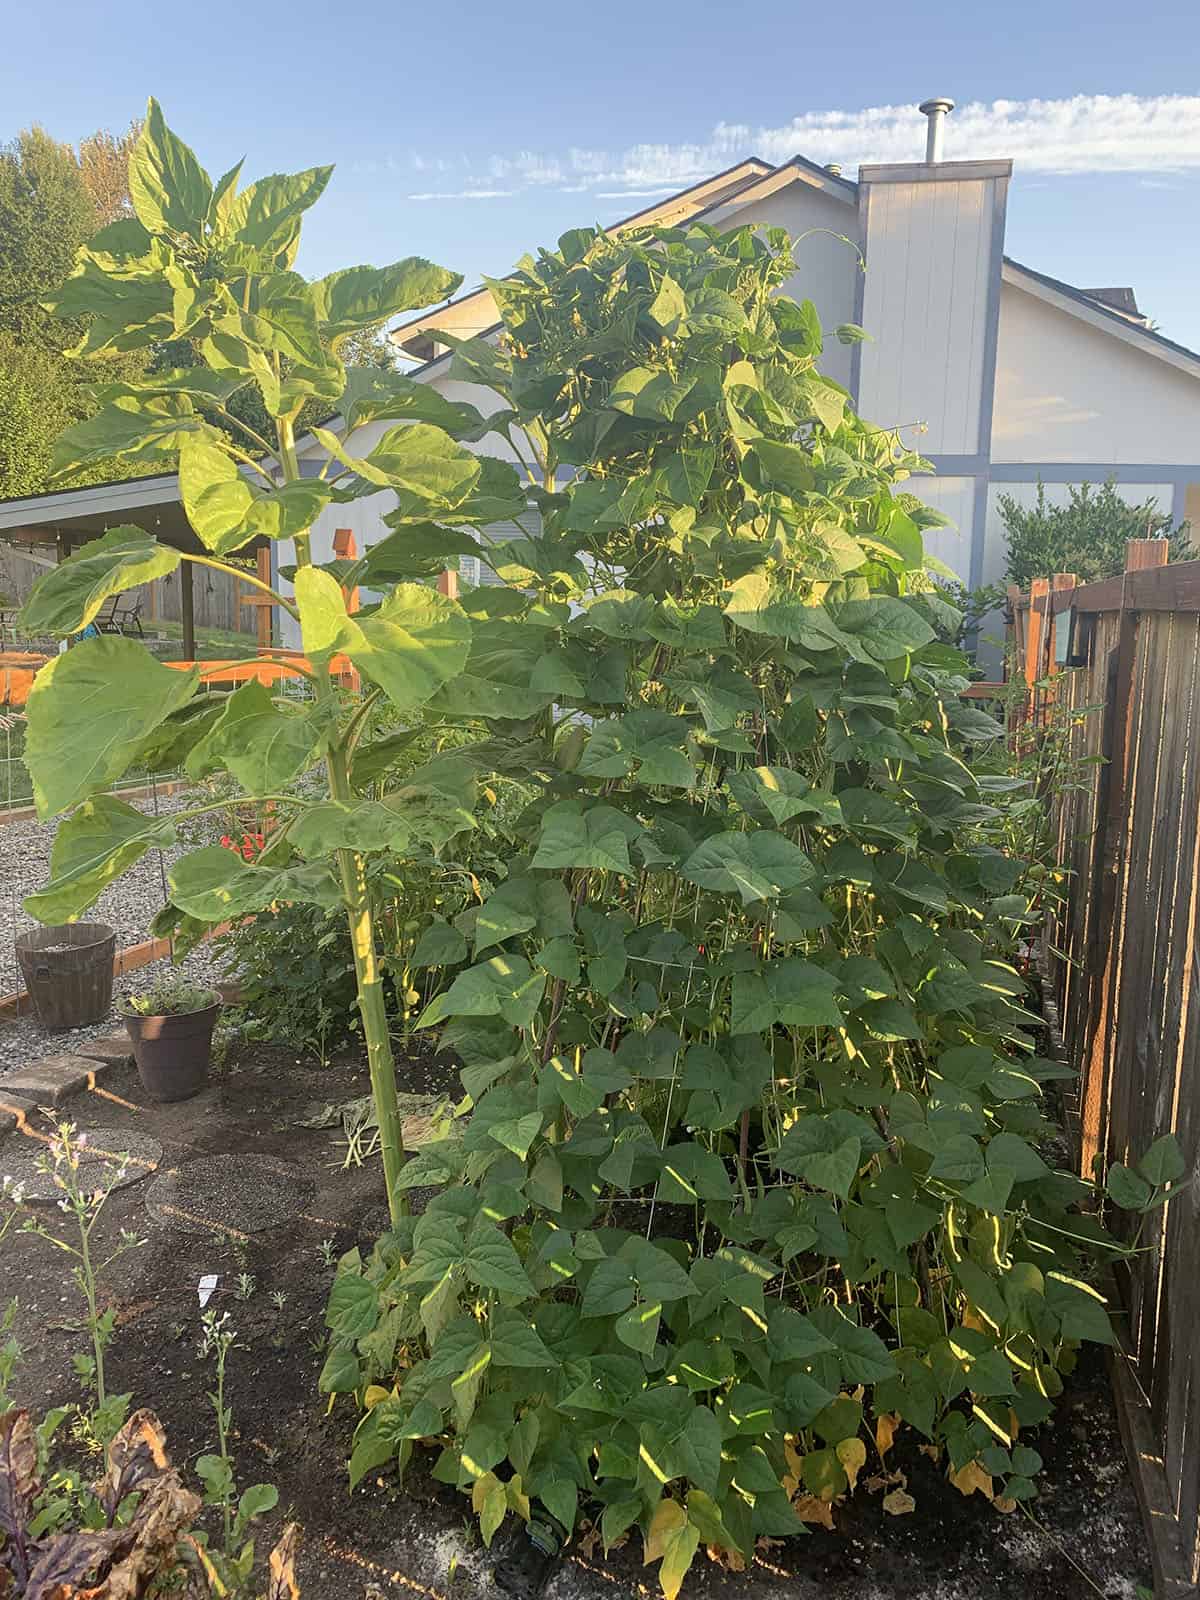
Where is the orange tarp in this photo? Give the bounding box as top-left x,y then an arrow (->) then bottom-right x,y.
164,654 -> 355,688
1,651 -> 353,709
0,652 -> 49,710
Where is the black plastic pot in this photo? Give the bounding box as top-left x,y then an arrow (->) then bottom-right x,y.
123,1001 -> 220,1102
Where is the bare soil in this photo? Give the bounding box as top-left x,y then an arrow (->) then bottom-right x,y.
0,1036 -> 1152,1599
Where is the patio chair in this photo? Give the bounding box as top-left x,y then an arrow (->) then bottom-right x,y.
93,594 -> 145,637
111,597 -> 144,636
93,595 -> 121,633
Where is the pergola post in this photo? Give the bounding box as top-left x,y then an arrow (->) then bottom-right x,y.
180,561 -> 196,662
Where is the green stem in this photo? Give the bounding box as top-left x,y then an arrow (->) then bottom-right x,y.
215,1345 -> 232,1553
277,416 -> 408,1226
78,1220 -> 105,1408
328,743 -> 409,1221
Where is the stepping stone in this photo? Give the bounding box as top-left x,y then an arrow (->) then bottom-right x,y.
146,1154 -> 315,1238
0,1055 -> 98,1105
0,1090 -> 37,1127
0,1127 -> 162,1201
72,1035 -> 133,1069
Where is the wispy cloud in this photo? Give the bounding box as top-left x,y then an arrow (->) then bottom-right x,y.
593,187 -> 680,199
409,188 -> 515,201
426,94 -> 1200,201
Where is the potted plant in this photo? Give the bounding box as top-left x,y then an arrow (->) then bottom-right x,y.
119,979 -> 221,1102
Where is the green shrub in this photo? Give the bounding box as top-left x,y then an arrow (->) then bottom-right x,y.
1001,477 -> 1191,588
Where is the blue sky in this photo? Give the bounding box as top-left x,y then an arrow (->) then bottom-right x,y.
5,0 -> 1200,347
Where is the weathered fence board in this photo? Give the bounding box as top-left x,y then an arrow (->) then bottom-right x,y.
1023,542 -> 1200,1592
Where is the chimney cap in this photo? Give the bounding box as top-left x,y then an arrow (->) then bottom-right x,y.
919,96 -> 955,115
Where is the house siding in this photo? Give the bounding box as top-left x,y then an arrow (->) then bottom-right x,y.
856,168 -> 1007,458
993,282 -> 1200,464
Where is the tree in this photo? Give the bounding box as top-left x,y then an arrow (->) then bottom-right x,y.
0,127 -> 95,351
1000,477 -> 1192,588
0,124 -> 147,497
0,332 -> 77,497
78,123 -> 140,227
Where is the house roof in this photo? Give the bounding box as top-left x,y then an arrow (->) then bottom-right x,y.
1080,285 -> 1144,322
387,152 -> 1200,390
0,470 -> 267,554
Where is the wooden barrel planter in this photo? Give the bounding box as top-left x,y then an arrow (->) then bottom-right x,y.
15,923 -> 116,1029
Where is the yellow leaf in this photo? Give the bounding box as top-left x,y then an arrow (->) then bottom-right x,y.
782,1438 -> 804,1497
792,1494 -> 835,1530
472,1471 -> 499,1515
949,1460 -> 994,1500
875,1412 -> 899,1461
506,1473 -> 531,1523
362,1385 -> 391,1411
836,1438 -> 867,1494
961,1306 -> 988,1334
994,1495 -> 1017,1515
882,1488 -> 916,1516
643,1497 -> 687,1565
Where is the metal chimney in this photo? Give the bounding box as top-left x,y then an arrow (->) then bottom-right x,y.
918,96 -> 955,163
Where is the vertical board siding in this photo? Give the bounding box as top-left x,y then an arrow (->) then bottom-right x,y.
858,174 -> 999,454
1037,563 -> 1200,1585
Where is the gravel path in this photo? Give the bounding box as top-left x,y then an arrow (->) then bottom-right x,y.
0,791 -> 231,1075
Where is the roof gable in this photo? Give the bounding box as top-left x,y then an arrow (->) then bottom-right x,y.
1002,258 -> 1200,381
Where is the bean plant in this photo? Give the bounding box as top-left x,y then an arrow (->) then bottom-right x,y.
317,225 -> 1179,1592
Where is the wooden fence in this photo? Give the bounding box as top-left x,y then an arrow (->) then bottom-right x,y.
0,541 -> 254,638
1013,541 -> 1200,1596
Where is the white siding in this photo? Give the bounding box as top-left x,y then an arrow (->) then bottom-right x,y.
857,172 -> 1005,456
993,284 -> 1200,464
907,475 -> 976,582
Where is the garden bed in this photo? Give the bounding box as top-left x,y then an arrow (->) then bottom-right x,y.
0,1038 -> 1152,1600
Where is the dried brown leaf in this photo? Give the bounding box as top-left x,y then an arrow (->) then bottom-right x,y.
791,1495 -> 835,1530
874,1413 -> 899,1461
865,1470 -> 904,1494
994,1495 -> 1017,1515
24,1529 -> 134,1600
948,1460 -> 994,1500
882,1488 -> 916,1517
97,1409 -> 170,1516
575,1521 -> 602,1561
85,1471 -> 201,1599
0,1409 -> 39,1543
267,1521 -> 303,1600
704,1544 -> 745,1572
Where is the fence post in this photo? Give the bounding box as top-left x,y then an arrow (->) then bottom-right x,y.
1025,577 -> 1049,691
1079,539 -> 1169,1175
